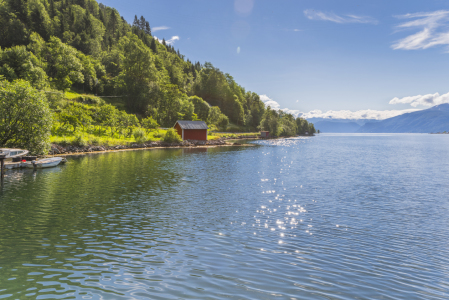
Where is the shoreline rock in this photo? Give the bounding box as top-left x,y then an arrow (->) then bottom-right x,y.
49,139 -> 228,155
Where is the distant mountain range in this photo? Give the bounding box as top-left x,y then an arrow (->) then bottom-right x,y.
309,104 -> 449,133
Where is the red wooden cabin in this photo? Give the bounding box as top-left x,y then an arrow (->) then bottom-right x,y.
174,121 -> 209,141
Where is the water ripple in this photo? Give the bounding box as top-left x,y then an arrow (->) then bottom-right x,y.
1,135 -> 449,299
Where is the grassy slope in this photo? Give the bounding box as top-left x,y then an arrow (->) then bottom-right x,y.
53,91 -> 256,147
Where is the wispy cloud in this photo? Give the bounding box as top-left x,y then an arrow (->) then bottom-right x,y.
152,26 -> 170,33
392,10 -> 449,50
389,91 -> 449,107
166,36 -> 180,45
154,36 -> 180,45
260,94 -> 420,120
300,109 -> 419,120
304,9 -> 378,24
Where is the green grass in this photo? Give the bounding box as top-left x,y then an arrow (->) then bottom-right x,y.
101,97 -> 127,111
51,126 -> 168,147
210,132 -> 259,139
64,90 -> 81,99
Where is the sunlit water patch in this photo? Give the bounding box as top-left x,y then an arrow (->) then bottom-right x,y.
1,134 -> 449,299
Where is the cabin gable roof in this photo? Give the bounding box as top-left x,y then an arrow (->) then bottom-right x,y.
174,121 -> 209,130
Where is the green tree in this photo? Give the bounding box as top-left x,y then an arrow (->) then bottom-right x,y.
118,33 -> 158,112
260,106 -> 281,136
189,95 -> 209,121
0,45 -> 48,89
0,80 -> 53,154
45,37 -> 84,90
207,106 -> 222,125
279,112 -> 297,136
141,116 -> 159,133
217,114 -> 229,131
92,104 -> 117,134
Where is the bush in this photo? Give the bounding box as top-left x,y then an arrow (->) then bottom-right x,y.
73,134 -> 88,147
163,128 -> 182,143
45,90 -> 65,109
153,131 -> 164,138
133,127 -> 146,143
208,124 -> 218,133
75,95 -> 105,106
89,136 -> 101,146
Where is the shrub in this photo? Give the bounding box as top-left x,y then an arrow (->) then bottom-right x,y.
163,128 -> 182,143
153,131 -> 164,138
58,137 -> 71,146
75,95 -> 105,106
45,90 -> 65,109
133,127 -> 146,143
89,136 -> 101,146
208,124 -> 218,133
73,134 -> 88,147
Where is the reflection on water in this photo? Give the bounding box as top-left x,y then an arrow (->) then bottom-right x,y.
1,135 -> 449,299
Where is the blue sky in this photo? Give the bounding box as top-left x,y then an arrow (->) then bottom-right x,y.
100,0 -> 449,119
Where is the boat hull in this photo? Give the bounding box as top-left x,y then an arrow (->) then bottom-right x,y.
25,157 -> 65,169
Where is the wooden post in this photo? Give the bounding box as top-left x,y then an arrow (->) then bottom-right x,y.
0,154 -> 5,182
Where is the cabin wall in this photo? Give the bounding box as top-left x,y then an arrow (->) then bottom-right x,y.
174,123 -> 183,138
184,129 -> 207,141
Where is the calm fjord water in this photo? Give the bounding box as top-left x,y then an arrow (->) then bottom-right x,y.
1,134 -> 449,299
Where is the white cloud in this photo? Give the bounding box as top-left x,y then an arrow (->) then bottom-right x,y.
304,9 -> 378,24
392,10 -> 449,50
260,94 -> 281,110
153,26 -> 170,32
154,35 -> 180,45
237,46 -> 241,54
389,91 -> 449,107
259,94 -> 420,120
300,109 -> 420,120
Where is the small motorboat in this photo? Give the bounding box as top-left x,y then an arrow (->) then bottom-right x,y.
25,157 -> 67,169
0,148 -> 29,159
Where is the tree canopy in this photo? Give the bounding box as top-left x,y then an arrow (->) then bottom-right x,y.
0,0 -> 315,143
0,80 -> 53,154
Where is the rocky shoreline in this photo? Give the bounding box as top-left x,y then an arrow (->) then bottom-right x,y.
48,134 -> 309,156
49,139 -> 232,155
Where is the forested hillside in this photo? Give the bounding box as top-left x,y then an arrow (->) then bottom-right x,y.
0,0 -> 315,153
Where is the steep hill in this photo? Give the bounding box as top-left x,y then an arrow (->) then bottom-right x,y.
0,0 -> 266,128
357,104 -> 449,133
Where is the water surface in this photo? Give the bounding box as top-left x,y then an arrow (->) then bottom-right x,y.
1,134 -> 449,299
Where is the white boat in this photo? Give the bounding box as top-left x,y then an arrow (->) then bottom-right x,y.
0,148 -> 29,159
25,157 -> 66,169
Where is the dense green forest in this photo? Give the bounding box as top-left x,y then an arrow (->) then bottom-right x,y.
0,0 -> 315,153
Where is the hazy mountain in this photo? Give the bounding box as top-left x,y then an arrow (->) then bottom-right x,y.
357,104 -> 449,133
307,118 -> 369,126
313,121 -> 361,133
307,118 -> 374,133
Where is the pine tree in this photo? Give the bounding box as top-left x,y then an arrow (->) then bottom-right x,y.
8,0 -> 29,26
150,38 -> 157,53
139,16 -> 145,30
49,0 -> 56,18
99,9 -> 105,24
30,7 -> 47,40
145,21 -> 151,36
